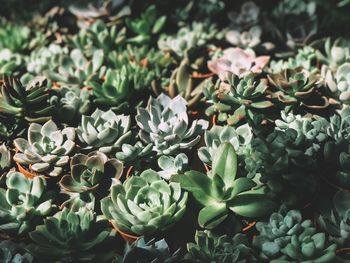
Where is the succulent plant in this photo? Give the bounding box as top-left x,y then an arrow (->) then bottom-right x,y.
76,109 -> 131,154
59,151 -> 123,205
208,48 -> 270,81
254,207 -> 337,262
114,238 -> 182,263
326,63 -> 350,104
173,142 -> 276,229
0,19 -> 32,53
317,38 -> 350,71
0,116 -> 25,144
0,240 -> 34,263
101,169 -> 188,236
71,19 -> 126,57
158,22 -> 221,58
50,86 -> 91,124
0,171 -> 54,235
25,43 -> 68,78
198,124 -> 253,165
252,128 -> 318,205
317,191 -> 350,250
267,67 -> 329,111
90,67 -> 133,109
126,5 -> 166,45
225,26 -> 262,49
115,141 -> 154,165
158,153 -> 188,180
204,73 -> 273,125
46,49 -> 106,87
186,230 -> 257,262
0,76 -> 53,123
27,207 -> 115,262
136,94 -> 208,156
227,1 -> 260,30
13,120 -> 76,177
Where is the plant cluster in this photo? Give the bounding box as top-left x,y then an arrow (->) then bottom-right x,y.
0,0 -> 350,262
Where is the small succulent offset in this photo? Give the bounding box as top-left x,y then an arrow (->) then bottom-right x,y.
0,76 -> 53,123
0,240 -> 34,263
101,169 -> 188,236
254,207 -> 337,262
186,230 -> 257,262
13,120 -> 76,177
115,141 -> 153,164
198,124 -> 253,165
50,86 -> 91,124
158,153 -> 189,180
0,171 -> 54,235
173,143 -> 276,229
114,238 -> 182,263
208,48 -> 270,80
27,207 -> 114,262
126,5 -> 166,45
318,191 -> 350,249
76,109 -> 131,154
326,63 -> 350,104
59,151 -> 123,203
136,94 -> 208,155
267,67 -> 329,111
204,73 -> 273,125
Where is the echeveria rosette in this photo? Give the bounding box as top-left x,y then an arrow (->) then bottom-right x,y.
13,120 -> 76,177
208,48 -> 270,80
317,191 -> 350,252
27,207 -> 114,262
158,153 -> 188,180
0,171 -> 54,235
76,109 -> 131,154
50,86 -> 91,124
59,151 -> 123,205
252,128 -> 318,205
186,230 -> 257,262
115,238 -> 182,263
101,169 -> 188,236
254,207 -> 337,262
136,94 -> 208,156
267,67 -> 329,111
204,73 -> 273,125
198,124 -> 253,165
173,142 -> 277,229
115,141 -> 154,165
0,76 -> 54,123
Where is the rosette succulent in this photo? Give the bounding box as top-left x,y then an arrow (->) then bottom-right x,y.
115,141 -> 153,164
252,128 -> 318,205
114,238 -> 182,263
173,143 -> 276,229
198,124 -> 253,165
47,49 -> 106,87
13,120 -> 76,177
50,86 -> 91,124
101,169 -> 188,236
136,94 -> 208,155
186,230 -> 257,262
328,62 -> 350,103
27,207 -> 114,262
208,48 -> 270,80
0,76 -> 53,123
254,207 -> 337,262
59,151 -> 123,204
0,171 -> 54,235
126,5 -> 166,45
76,109 -> 131,154
268,67 -> 329,110
204,73 -> 273,125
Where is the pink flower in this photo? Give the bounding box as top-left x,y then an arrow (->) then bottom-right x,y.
208,48 -> 270,80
